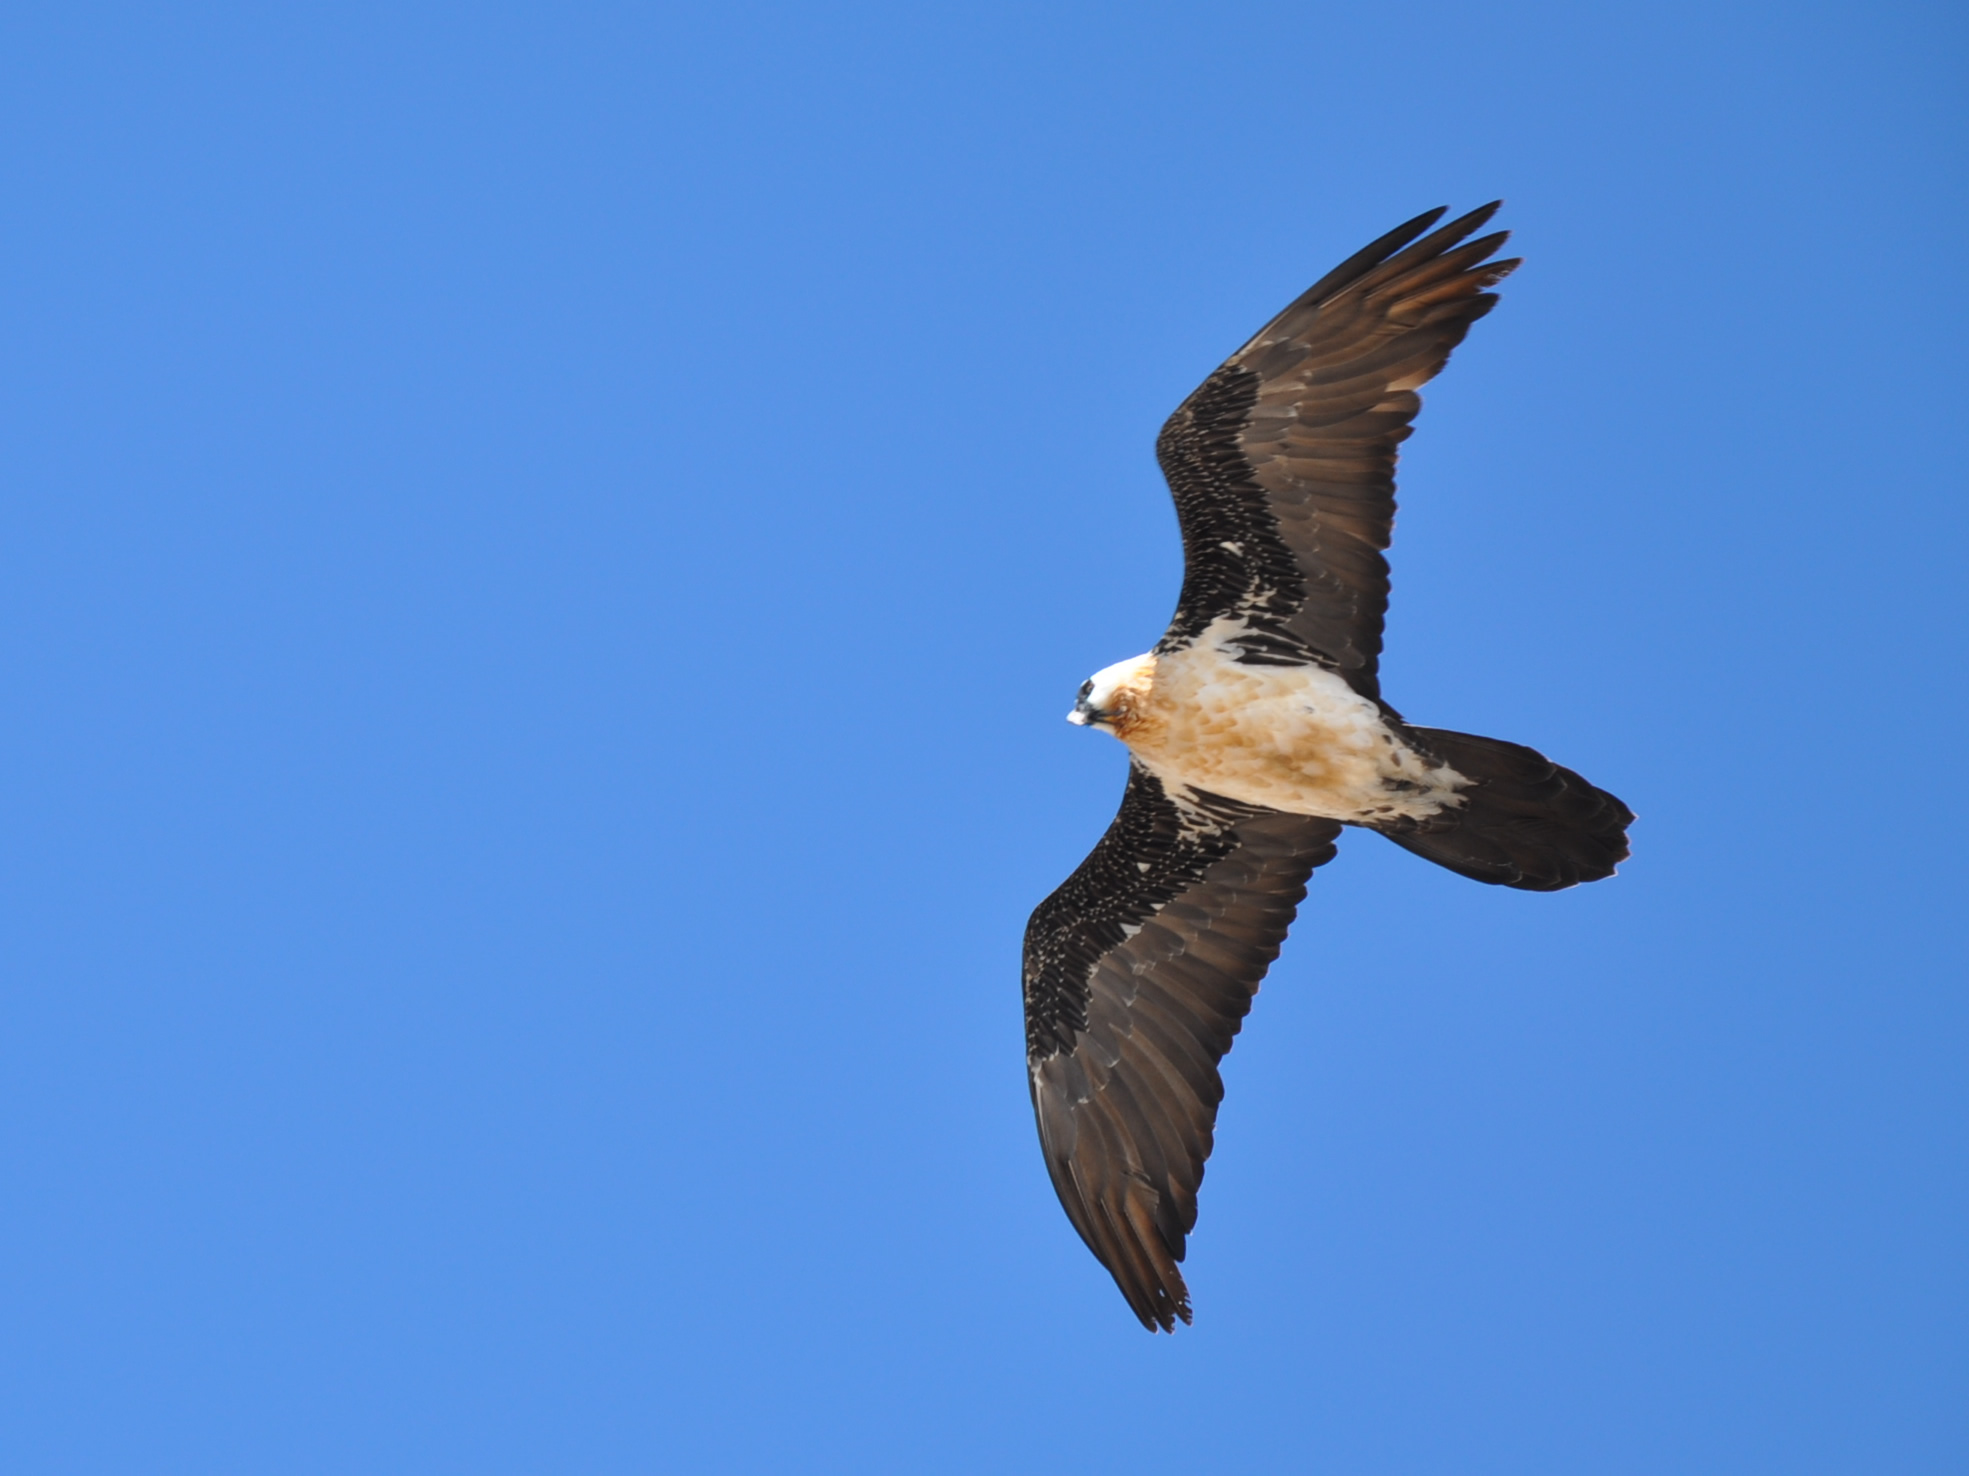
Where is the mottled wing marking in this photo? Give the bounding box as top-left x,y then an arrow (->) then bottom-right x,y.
1155,203 -> 1521,698
1022,765 -> 1342,1330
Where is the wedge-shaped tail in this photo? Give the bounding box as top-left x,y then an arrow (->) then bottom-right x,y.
1377,727 -> 1633,892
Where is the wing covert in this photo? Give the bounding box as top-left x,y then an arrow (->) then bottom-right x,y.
1023,765 -> 1341,1330
1155,203 -> 1520,696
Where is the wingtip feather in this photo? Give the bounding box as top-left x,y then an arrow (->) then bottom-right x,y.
1289,205 -> 1451,311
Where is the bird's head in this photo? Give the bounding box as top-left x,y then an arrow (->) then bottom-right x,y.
1068,653 -> 1157,738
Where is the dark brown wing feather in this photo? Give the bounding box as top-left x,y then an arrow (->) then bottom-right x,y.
1154,203 -> 1520,697
1023,766 -> 1341,1330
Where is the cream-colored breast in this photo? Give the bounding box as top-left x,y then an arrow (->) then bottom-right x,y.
1111,623 -> 1467,824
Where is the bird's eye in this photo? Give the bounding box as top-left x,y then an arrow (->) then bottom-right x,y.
1078,680 -> 1094,699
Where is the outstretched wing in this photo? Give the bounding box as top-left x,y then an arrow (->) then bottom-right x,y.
1023,766 -> 1342,1330
1155,203 -> 1519,698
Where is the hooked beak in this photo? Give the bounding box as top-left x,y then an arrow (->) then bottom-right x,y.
1068,697 -> 1104,727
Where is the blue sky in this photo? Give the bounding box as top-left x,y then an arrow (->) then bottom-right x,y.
1,2 -> 1963,1472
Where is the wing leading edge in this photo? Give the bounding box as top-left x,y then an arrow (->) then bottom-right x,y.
1023,767 -> 1341,1329
1155,203 -> 1519,697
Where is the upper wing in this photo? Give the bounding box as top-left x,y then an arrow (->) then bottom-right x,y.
1154,203 -> 1520,698
1023,765 -> 1342,1330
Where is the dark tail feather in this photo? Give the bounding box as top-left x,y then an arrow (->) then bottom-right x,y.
1377,727 -> 1633,892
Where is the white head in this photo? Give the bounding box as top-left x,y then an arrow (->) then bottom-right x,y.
1067,652 -> 1157,736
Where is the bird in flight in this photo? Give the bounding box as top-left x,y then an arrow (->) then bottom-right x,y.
1023,204 -> 1633,1332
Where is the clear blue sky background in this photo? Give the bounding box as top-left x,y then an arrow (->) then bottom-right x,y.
1,3 -> 1963,1472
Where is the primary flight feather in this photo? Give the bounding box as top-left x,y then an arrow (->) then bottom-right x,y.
1023,203 -> 1633,1332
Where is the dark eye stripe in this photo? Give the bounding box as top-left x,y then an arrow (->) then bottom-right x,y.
1078,680 -> 1094,698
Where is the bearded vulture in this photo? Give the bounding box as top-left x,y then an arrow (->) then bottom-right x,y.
1023,203 -> 1633,1332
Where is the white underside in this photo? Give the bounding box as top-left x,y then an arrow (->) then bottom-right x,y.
1106,619 -> 1469,825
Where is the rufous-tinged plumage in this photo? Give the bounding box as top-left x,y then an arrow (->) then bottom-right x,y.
1025,205 -> 1633,1330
